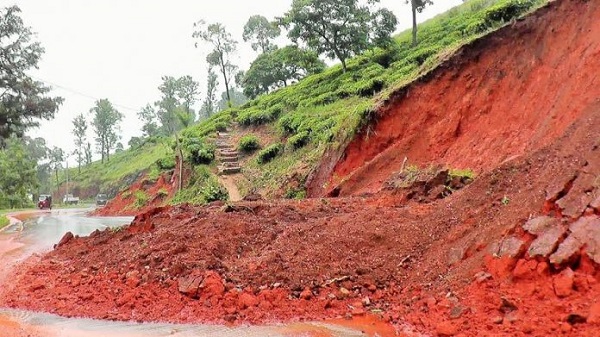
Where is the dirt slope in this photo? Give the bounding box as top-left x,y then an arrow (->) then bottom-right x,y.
309,0 -> 600,197
1,94 -> 599,335
2,1 -> 600,336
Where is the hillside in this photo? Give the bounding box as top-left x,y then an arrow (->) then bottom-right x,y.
4,0 -> 600,336
67,0 -> 546,213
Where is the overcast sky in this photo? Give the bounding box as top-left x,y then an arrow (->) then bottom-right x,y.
3,0 -> 462,162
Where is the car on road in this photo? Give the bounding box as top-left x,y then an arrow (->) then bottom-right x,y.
96,194 -> 109,207
62,194 -> 79,205
37,195 -> 52,210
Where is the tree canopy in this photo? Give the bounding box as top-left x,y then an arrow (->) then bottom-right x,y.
279,0 -> 397,72
91,99 -> 123,163
0,6 -> 63,146
0,137 -> 37,208
242,15 -> 281,53
72,113 -> 87,173
241,45 -> 326,99
193,20 -> 237,108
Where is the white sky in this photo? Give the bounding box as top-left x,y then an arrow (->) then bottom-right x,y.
2,0 -> 462,162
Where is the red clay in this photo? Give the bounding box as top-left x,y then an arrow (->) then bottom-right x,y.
310,0 -> 600,197
93,172 -> 174,216
2,1 -> 600,336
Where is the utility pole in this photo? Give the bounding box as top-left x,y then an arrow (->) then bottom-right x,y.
65,157 -> 69,199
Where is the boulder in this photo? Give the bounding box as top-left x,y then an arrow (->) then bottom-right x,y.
550,216 -> 600,265
522,216 -> 560,235
527,225 -> 566,258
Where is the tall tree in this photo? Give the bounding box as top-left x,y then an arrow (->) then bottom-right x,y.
48,146 -> 64,193
193,20 -> 238,108
0,137 -> 38,208
200,66 -> 219,119
177,75 -> 200,119
72,113 -> 87,173
279,0 -> 397,72
0,6 -> 63,146
217,88 -> 248,111
242,15 -> 281,53
241,45 -> 326,98
84,142 -> 92,165
154,75 -> 200,135
22,136 -> 51,194
91,99 -> 123,163
138,104 -> 159,138
406,0 -> 433,46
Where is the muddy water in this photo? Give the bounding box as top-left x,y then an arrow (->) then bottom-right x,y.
0,210 -> 385,337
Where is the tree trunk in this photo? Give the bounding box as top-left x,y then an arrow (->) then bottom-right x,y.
55,169 -> 59,194
411,1 -> 418,47
173,134 -> 184,192
219,52 -> 232,108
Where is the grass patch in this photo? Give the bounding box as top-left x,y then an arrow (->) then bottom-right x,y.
257,143 -> 284,164
60,140 -> 172,194
171,166 -> 229,205
133,190 -> 149,209
0,215 -> 9,229
238,135 -> 261,153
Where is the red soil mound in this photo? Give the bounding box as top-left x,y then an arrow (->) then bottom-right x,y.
93,172 -> 174,217
1,91 -> 599,335
309,0 -> 600,197
2,1 -> 600,336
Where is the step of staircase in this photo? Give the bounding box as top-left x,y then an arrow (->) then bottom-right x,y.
215,132 -> 242,175
219,156 -> 239,163
218,166 -> 241,175
218,151 -> 239,157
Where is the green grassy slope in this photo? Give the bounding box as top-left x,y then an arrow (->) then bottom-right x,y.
62,0 -> 547,203
180,0 -> 547,199
58,140 -> 173,198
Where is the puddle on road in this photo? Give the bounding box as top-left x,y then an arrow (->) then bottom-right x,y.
0,309 -> 384,337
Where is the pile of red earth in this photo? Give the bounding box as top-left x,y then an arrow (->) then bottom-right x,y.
93,172 -> 174,217
1,101 -> 599,336
2,1 -> 600,335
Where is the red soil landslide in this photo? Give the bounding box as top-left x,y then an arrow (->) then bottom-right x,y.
93,172 -> 174,217
2,1 -> 600,336
309,0 -> 600,198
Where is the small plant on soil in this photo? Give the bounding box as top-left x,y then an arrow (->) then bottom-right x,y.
157,188 -> 168,198
238,134 -> 261,153
0,215 -> 9,229
285,188 -> 307,200
257,143 -> 284,164
287,131 -> 310,151
501,195 -> 510,205
449,168 -> 476,180
133,190 -> 149,209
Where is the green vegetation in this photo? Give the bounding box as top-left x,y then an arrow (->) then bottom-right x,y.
287,131 -> 309,151
176,0 -> 546,197
0,215 -> 10,229
61,140 -> 172,194
0,6 -> 62,144
238,135 -> 261,153
171,166 -> 228,205
133,190 -> 149,209
449,168 -> 476,180
157,188 -> 169,198
9,0 -> 545,207
257,143 -> 284,164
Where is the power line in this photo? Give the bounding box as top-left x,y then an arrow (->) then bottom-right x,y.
29,75 -> 140,112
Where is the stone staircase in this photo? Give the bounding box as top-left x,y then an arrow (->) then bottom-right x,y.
216,132 -> 241,175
